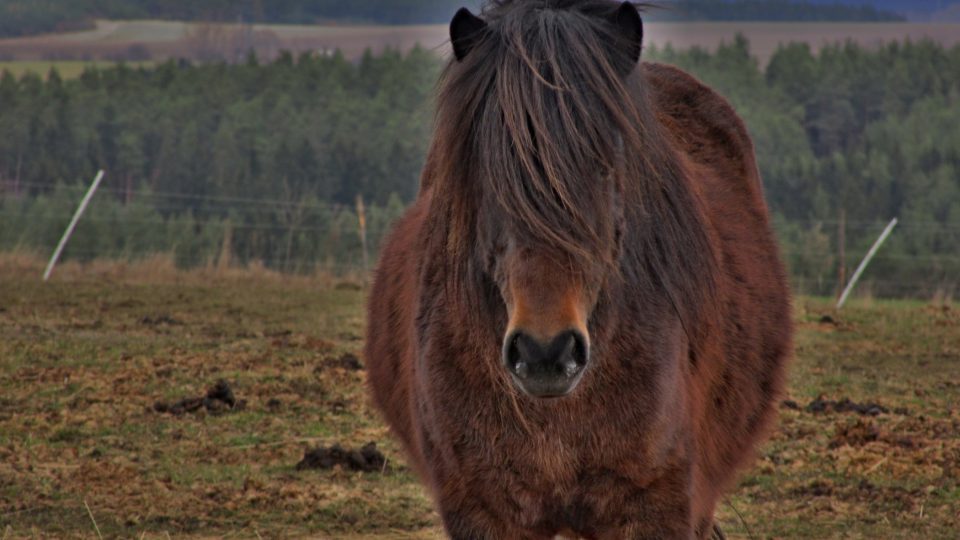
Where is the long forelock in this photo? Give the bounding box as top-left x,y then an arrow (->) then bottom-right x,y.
429,1 -> 723,348
435,0 -> 646,266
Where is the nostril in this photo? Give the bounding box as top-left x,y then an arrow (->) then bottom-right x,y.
505,333 -> 521,369
570,332 -> 588,366
504,332 -> 545,378
515,360 -> 529,378
504,332 -> 533,378
556,334 -> 578,376
549,331 -> 588,378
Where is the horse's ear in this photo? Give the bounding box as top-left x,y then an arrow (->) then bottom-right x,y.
608,2 -> 644,75
450,7 -> 488,61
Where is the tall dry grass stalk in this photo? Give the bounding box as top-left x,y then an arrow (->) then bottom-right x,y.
931,285 -> 955,306
853,280 -> 876,308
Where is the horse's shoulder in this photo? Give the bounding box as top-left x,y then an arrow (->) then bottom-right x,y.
641,62 -> 753,147
641,62 -> 758,175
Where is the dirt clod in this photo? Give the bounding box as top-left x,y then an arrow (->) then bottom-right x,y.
139,314 -> 182,326
206,379 -> 236,407
296,442 -> 386,472
792,480 -> 834,497
322,353 -> 364,371
830,419 -> 880,448
805,396 -> 889,416
154,380 -> 241,416
329,400 -> 348,414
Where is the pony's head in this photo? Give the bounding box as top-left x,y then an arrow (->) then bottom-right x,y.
436,1 -> 647,398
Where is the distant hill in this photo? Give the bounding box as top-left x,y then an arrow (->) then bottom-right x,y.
801,0 -> 960,19
0,0 -> 918,39
803,0 -> 949,12
651,1 -> 904,21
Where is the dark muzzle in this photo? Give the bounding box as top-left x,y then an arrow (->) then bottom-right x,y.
502,329 -> 589,398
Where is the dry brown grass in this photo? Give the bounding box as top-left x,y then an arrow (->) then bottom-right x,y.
0,252 -> 361,289
931,285 -> 955,307
0,264 -> 958,538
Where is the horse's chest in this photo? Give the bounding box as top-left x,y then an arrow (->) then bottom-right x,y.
468,434 -> 632,512
417,386 -> 690,535
483,455 -> 653,535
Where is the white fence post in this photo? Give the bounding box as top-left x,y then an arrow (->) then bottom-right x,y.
43,170 -> 105,282
836,217 -> 899,309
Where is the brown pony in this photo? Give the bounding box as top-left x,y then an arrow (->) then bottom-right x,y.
366,1 -> 792,538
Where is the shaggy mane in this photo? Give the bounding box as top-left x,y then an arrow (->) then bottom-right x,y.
426,0 -> 720,340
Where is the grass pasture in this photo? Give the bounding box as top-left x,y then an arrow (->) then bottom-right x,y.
0,258 -> 958,538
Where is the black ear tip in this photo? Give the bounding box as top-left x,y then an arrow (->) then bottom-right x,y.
612,1 -> 643,66
616,2 -> 643,33
452,6 -> 471,24
450,7 -> 488,62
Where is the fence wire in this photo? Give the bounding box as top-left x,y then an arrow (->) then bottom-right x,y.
1,185 -> 957,298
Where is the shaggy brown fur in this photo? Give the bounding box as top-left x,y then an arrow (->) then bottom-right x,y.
366,1 -> 792,538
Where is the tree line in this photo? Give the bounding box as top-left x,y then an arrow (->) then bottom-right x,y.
0,38 -> 957,295
0,0 -> 903,39
0,47 -> 436,272
652,36 -> 959,296
654,1 -> 902,22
